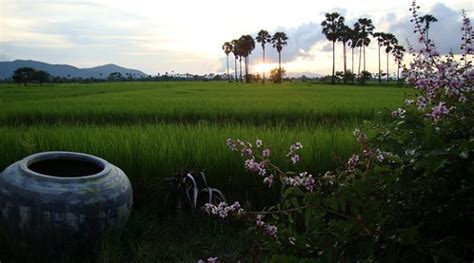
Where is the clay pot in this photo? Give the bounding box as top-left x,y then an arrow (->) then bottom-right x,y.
0,151 -> 133,250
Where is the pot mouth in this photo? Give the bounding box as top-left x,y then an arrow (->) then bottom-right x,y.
20,151 -> 111,180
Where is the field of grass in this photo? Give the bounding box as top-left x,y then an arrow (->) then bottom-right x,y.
0,81 -> 412,261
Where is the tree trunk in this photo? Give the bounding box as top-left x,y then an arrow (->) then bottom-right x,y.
239,57 -> 243,83
363,45 -> 366,72
278,51 -> 282,83
386,52 -> 389,83
343,41 -> 347,84
226,55 -> 230,82
332,41 -> 335,84
263,47 -> 266,84
397,62 -> 400,84
234,57 -> 238,82
245,56 -> 249,83
358,46 -> 362,78
378,44 -> 381,83
351,47 -> 354,84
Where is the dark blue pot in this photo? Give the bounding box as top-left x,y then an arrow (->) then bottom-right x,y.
0,151 -> 133,249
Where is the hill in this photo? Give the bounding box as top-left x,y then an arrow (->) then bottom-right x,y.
0,60 -> 148,79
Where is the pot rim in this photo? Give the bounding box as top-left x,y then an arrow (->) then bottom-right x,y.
19,151 -> 112,182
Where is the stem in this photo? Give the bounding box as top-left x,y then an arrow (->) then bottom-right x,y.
244,203 -> 379,235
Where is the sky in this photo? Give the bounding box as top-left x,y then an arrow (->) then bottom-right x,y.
0,0 -> 472,76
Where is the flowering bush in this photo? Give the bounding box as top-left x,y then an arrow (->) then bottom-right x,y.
203,2 -> 473,261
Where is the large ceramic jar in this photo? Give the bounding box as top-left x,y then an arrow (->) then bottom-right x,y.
0,151 -> 133,249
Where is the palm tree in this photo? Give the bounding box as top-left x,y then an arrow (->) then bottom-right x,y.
239,35 -> 256,83
347,26 -> 360,83
231,39 -> 241,82
231,39 -> 243,82
321,12 -> 344,84
373,32 -> 386,83
256,30 -> 272,83
393,44 -> 406,84
419,14 -> 438,41
271,32 -> 288,84
338,24 -> 351,83
353,22 -> 364,77
222,42 -> 233,82
382,33 -> 398,83
357,18 -> 375,72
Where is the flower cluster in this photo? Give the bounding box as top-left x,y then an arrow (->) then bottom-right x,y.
287,142 -> 303,164
404,1 -> 473,123
202,201 -> 244,219
226,138 -> 275,186
353,128 -> 368,143
391,108 -> 406,119
256,214 -> 278,238
347,154 -> 360,172
283,172 -> 316,192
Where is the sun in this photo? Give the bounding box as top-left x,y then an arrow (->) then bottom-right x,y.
252,63 -> 278,74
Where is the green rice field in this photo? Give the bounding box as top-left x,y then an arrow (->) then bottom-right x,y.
0,81 -> 412,261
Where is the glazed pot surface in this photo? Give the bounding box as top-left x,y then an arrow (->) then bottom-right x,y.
0,151 -> 133,250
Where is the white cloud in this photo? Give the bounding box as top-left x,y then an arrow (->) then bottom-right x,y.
0,0 -> 472,75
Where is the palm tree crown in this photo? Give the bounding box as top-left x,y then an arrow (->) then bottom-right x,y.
271,32 -> 288,83
419,14 -> 438,40
239,35 -> 256,83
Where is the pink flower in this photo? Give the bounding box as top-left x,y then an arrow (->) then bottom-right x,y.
290,154 -> 300,164
391,108 -> 406,118
347,154 -> 360,172
263,175 -> 274,187
255,139 -> 263,148
262,148 -> 271,159
430,102 -> 450,122
263,224 -> 278,238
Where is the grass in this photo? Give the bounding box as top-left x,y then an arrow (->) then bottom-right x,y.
0,81 -> 411,261
0,82 -> 409,126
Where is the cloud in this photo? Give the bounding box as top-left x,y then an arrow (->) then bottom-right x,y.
320,43 -> 333,52
388,3 -> 470,54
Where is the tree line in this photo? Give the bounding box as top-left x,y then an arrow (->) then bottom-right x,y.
224,13 -> 438,84
222,31 -> 288,84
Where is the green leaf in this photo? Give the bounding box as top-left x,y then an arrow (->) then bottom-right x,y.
284,186 -> 304,198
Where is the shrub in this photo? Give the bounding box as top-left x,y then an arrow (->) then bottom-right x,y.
203,2 -> 473,261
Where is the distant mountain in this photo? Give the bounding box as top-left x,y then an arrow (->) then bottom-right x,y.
0,60 -> 148,79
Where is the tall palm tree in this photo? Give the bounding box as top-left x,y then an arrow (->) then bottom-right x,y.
222,42 -> 233,83
256,30 -> 272,84
321,12 -> 344,84
382,33 -> 398,83
338,24 -> 351,83
356,18 -> 375,72
271,32 -> 288,84
419,14 -> 438,41
372,32 -> 386,83
393,44 -> 406,84
347,26 -> 360,83
231,39 -> 241,82
353,22 -> 364,77
239,35 -> 256,83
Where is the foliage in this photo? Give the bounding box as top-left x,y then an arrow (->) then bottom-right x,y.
205,3 -> 474,261
11,67 -> 51,85
12,67 -> 36,86
358,70 -> 372,85
270,68 -> 286,83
